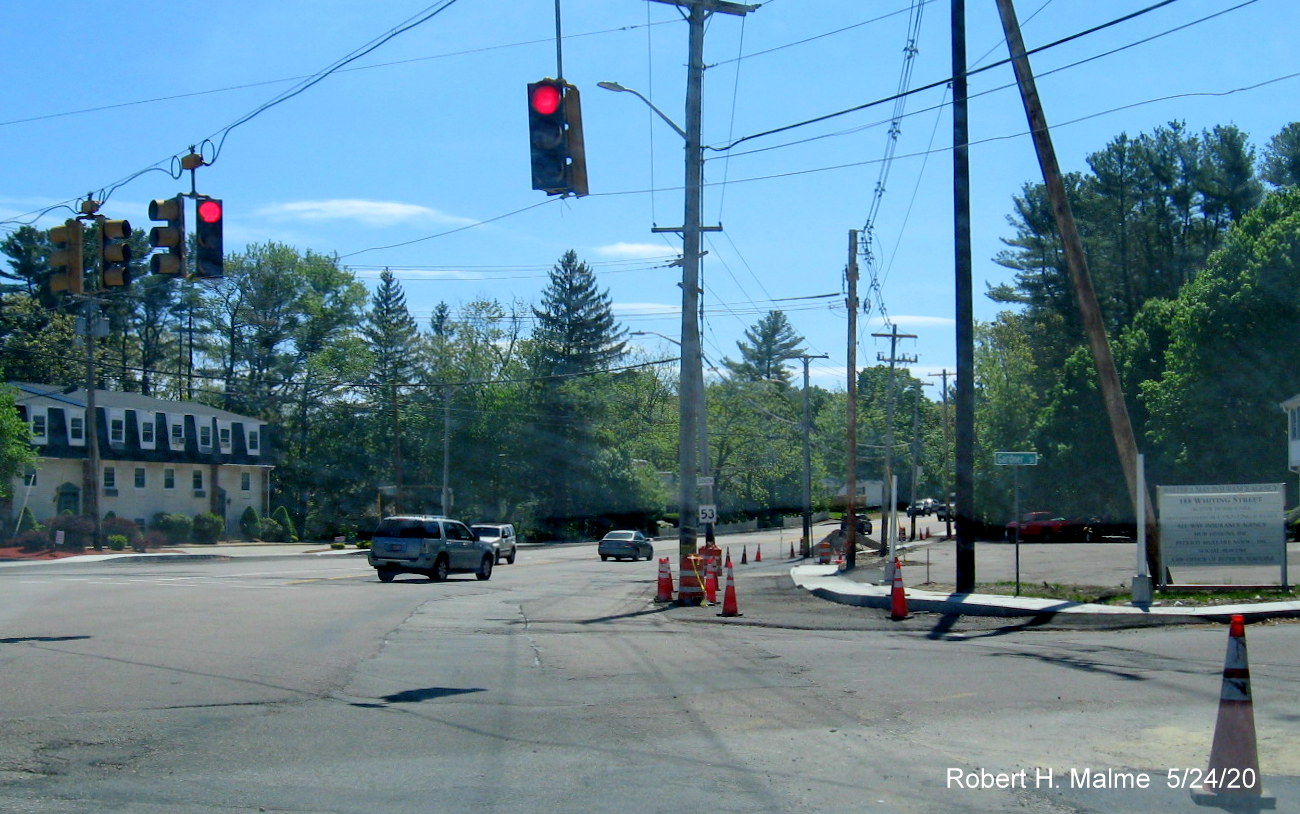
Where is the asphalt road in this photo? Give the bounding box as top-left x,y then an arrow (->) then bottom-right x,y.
4,541 -> 1300,813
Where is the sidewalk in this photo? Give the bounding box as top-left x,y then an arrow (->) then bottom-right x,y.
791,534 -> 1300,622
0,541 -> 367,567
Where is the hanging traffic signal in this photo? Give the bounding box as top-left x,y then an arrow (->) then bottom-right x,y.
194,196 -> 224,278
48,218 -> 85,295
99,218 -> 132,288
147,196 -> 186,276
527,79 -> 587,197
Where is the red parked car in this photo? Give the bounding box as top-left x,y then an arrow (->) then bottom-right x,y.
1005,512 -> 1084,542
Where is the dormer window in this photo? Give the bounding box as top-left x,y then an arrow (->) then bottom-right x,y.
30,413 -> 47,440
199,425 -> 212,448
248,430 -> 260,451
110,417 -> 125,444
69,416 -> 84,441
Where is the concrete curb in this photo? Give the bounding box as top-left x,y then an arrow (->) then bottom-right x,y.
790,564 -> 1300,622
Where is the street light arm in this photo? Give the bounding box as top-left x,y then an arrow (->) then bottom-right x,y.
598,81 -> 688,141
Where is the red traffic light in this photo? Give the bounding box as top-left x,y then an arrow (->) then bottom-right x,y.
197,198 -> 223,224
530,82 -> 562,116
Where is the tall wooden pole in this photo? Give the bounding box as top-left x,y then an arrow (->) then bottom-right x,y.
845,230 -> 860,570
996,0 -> 1158,574
952,0 -> 976,592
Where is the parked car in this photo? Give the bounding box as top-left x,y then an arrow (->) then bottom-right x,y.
1005,512 -> 1086,543
935,503 -> 953,522
472,523 -> 518,565
368,515 -> 496,582
840,516 -> 873,536
597,530 -> 655,561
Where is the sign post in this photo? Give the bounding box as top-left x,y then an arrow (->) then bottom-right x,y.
995,451 -> 1038,595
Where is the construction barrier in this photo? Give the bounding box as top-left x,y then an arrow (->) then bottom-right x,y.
704,554 -> 718,604
655,557 -> 674,603
1195,613 -> 1267,803
814,539 -> 832,564
677,554 -> 705,605
889,556 -> 909,620
718,553 -> 741,617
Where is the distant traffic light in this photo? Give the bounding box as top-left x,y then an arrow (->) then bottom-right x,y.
194,197 -> 224,278
48,218 -> 85,295
99,218 -> 132,288
527,79 -> 587,197
147,196 -> 186,276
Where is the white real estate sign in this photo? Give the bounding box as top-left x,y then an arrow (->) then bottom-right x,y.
1158,483 -> 1286,568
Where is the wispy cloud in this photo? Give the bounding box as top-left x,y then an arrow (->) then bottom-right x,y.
615,301 -> 680,316
593,242 -> 679,259
257,199 -> 476,227
865,314 -> 956,330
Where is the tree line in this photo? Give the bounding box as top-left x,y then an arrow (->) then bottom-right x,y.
2,119 -> 1297,539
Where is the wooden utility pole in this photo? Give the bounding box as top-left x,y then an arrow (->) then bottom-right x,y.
873,325 -> 917,559
929,369 -> 954,538
796,353 -> 829,557
952,0 -> 976,593
996,0 -> 1159,574
845,230 -> 860,570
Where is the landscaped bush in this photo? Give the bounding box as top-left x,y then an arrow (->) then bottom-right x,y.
192,512 -> 224,544
239,506 -> 262,541
150,512 -> 193,545
15,506 -> 39,535
14,529 -> 50,553
107,535 -> 128,551
44,514 -> 93,551
102,516 -> 144,549
258,517 -> 286,542
271,506 -> 297,542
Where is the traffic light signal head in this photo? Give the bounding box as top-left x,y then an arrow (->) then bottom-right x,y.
99,218 -> 132,288
147,196 -> 186,276
528,79 -> 587,197
48,218 -> 85,295
194,197 -> 224,279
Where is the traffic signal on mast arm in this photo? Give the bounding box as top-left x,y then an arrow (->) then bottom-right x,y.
48,218 -> 85,295
194,197 -> 224,278
99,218 -> 132,288
527,79 -> 587,197
147,195 -> 186,276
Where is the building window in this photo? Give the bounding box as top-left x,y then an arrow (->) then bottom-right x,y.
171,423 -> 184,446
1292,409 -> 1299,441
240,472 -> 251,491
141,419 -> 154,444
248,430 -> 260,451
219,427 -> 231,448
23,466 -> 37,486
69,416 -> 84,441
192,470 -> 203,491
103,467 -> 116,489
199,425 -> 212,448
134,467 -> 146,488
164,468 -> 175,489
31,413 -> 47,439
110,417 -> 125,444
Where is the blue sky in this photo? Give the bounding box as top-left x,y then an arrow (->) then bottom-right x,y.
3,0 -> 1296,392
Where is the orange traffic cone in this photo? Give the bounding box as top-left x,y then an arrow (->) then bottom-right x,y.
704,554 -> 718,604
1198,614 -> 1263,800
741,545 -> 748,565
718,554 -> 742,617
655,557 -> 674,603
755,544 -> 763,563
889,556 -> 909,620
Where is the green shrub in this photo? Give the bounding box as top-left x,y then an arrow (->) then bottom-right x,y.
15,529 -> 50,553
151,512 -> 193,545
258,517 -> 286,542
330,541 -> 345,550
271,506 -> 297,542
192,512 -> 224,544
239,506 -> 262,541
107,535 -> 128,551
102,516 -> 143,548
355,539 -> 371,549
16,506 -> 39,535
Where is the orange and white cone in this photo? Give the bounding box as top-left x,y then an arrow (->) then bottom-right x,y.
704,554 -> 718,604
741,545 -> 748,565
655,557 -> 674,603
889,556 -> 909,620
755,544 -> 763,563
718,554 -> 742,617
1199,614 -> 1263,799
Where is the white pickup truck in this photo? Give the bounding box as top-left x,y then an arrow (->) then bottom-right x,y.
367,515 -> 497,583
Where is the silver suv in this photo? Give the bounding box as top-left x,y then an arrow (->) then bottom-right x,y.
368,515 -> 497,583
471,523 -> 518,565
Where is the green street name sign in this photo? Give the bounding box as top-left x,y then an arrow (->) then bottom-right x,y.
994,451 -> 1039,466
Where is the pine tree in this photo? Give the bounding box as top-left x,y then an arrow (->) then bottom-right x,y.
362,269 -> 420,512
531,250 -> 625,377
723,310 -> 804,384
